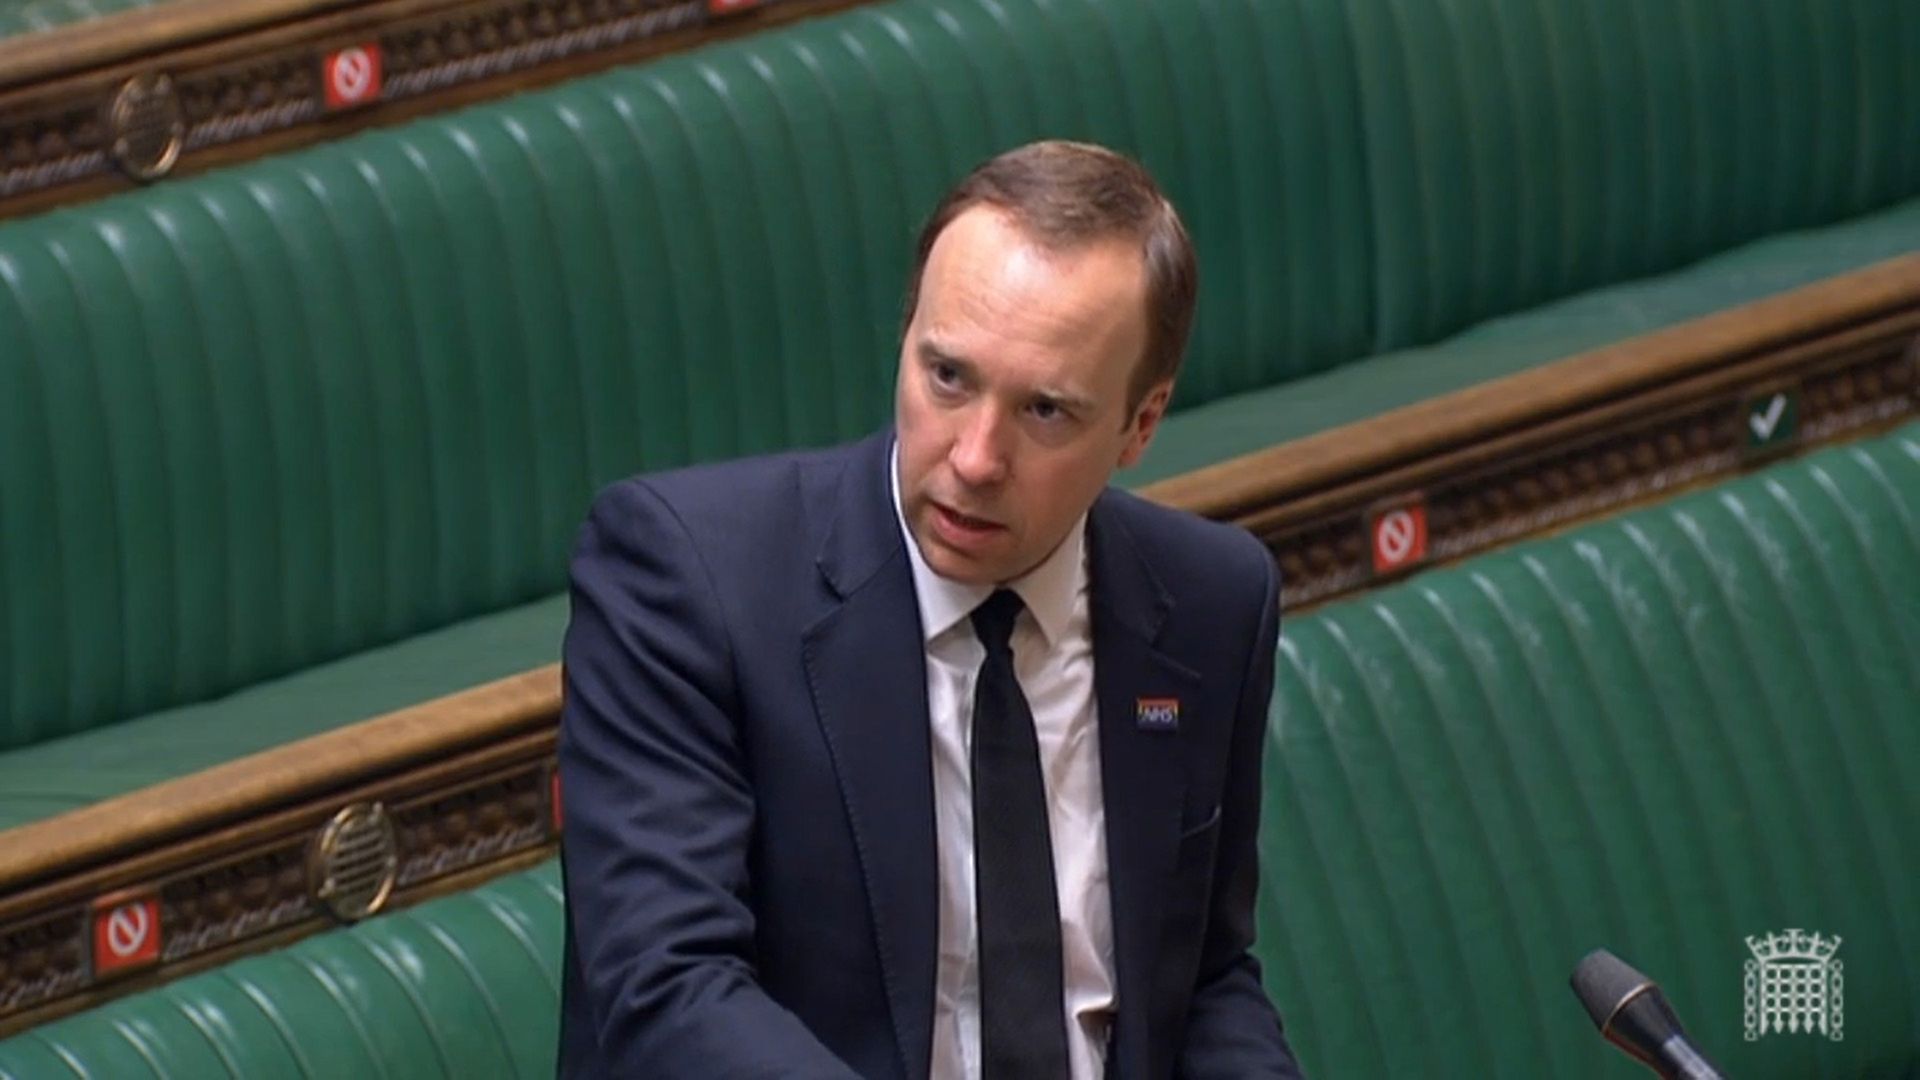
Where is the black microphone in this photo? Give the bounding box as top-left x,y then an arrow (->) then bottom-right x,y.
1570,948 -> 1727,1080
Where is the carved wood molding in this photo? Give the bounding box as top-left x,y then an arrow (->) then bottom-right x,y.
0,666 -> 560,1036
0,0 -> 875,219
1,255 -> 1915,1034
1144,254 -> 1920,608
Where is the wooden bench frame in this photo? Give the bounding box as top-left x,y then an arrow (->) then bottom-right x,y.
1167,255 -> 1920,610
1,253 -> 1914,1037
0,0 -> 875,220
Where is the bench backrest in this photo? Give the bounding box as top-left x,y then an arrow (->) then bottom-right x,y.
5,422 -> 1912,1075
3,0 -> 1914,745
0,0 -> 1371,743
1348,0 -> 1920,349
1261,420 -> 1920,1075
0,865 -> 566,1077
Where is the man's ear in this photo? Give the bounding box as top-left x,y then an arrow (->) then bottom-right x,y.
1117,380 -> 1174,469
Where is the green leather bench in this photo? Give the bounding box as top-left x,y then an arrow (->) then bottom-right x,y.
8,419 -> 1910,1078
4,0 -> 1918,835
1259,419 -> 1920,1077
0,867 -> 567,1077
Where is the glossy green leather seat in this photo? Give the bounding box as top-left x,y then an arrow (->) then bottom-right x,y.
1260,420 -> 1920,1077
8,422 -> 1911,1077
3,0 -> 1916,827
1125,198 -> 1920,484
0,0 -> 1369,825
0,865 -> 567,1078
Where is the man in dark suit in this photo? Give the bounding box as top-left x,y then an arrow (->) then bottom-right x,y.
558,140 -> 1303,1079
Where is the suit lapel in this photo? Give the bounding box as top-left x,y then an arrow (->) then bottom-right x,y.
1088,496 -> 1201,1079
800,434 -> 938,1080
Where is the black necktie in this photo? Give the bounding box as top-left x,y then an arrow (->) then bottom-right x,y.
970,589 -> 1072,1079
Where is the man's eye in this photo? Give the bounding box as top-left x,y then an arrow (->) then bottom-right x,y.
931,362 -> 960,387
1031,400 -> 1064,422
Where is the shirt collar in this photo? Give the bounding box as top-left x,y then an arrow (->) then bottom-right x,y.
889,441 -> 1087,648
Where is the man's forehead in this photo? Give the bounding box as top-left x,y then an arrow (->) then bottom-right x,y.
927,220 -> 1144,328
936,203 -> 1140,273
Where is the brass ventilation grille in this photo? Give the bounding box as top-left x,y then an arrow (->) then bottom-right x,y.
308,802 -> 398,922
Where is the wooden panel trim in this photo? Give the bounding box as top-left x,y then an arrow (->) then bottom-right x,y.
1,255 -> 1915,1035
0,0 -> 878,220
0,664 -> 557,892
1141,253 -> 1920,607
1144,255 -> 1920,521
0,0 -> 364,91
0,702 -> 564,1035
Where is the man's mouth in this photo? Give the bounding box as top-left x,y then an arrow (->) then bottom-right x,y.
931,501 -> 1005,544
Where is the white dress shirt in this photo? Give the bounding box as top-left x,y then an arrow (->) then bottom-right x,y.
890,448 -> 1115,1080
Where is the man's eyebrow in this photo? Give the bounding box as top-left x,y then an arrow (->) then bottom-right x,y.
917,339 -> 972,372
1035,386 -> 1098,414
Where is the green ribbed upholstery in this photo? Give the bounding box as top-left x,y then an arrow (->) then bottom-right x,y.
0,863 -> 565,1079
0,594 -> 568,831
0,0 -> 1371,760
1125,193 -> 1920,485
7,425 -> 1913,1076
4,0 -> 1919,830
1344,0 -> 1920,351
1261,421 -> 1920,1077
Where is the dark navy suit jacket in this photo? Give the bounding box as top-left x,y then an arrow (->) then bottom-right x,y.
557,431 -> 1302,1079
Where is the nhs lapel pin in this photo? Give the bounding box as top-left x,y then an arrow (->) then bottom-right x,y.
1135,697 -> 1180,732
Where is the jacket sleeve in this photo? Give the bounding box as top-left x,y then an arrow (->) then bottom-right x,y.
558,478 -> 860,1078
1176,543 -> 1307,1079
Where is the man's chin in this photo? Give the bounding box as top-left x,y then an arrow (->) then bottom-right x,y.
923,549 -> 1001,586
915,530 -> 1011,586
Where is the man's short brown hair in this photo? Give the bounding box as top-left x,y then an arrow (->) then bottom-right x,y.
901,140 -> 1197,412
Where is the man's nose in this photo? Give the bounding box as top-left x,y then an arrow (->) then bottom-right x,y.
949,406 -> 1010,488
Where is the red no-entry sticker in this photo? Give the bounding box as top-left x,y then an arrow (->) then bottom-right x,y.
323,44 -> 384,110
92,895 -> 163,975
1370,502 -> 1429,575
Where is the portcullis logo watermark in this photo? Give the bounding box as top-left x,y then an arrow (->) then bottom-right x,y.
1744,929 -> 1842,1041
